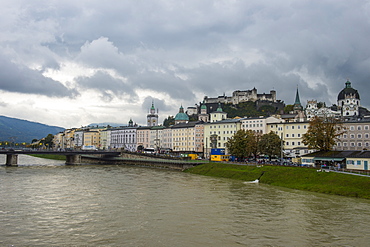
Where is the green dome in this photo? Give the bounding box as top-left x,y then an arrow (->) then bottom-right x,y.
175,113 -> 189,121
175,105 -> 189,121
216,103 -> 223,112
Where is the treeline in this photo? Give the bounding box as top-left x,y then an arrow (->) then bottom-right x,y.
226,130 -> 281,160
222,102 -> 279,118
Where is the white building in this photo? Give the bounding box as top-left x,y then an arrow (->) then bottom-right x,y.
241,116 -> 282,134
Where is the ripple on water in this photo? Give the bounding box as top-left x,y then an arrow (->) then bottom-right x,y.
1,159 -> 370,246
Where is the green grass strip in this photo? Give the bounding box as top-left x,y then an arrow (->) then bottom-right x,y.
185,163 -> 370,199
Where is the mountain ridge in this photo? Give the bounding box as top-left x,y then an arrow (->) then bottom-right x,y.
0,115 -> 64,143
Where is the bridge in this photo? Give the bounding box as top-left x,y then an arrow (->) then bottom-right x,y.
0,150 -> 121,166
0,150 -> 206,170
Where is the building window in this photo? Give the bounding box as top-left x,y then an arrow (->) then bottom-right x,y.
358,142 -> 362,147
365,126 -> 369,130
286,142 -> 289,146
286,134 -> 289,137
358,134 -> 362,138
358,126 -> 362,130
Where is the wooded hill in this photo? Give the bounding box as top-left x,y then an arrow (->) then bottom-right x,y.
0,115 -> 64,143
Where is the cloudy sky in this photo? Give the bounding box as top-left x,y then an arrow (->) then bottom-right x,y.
1,0 -> 370,128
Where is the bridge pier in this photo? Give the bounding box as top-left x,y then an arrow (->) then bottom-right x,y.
6,154 -> 18,166
65,154 -> 81,165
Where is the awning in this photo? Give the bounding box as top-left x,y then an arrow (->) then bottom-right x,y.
313,157 -> 345,161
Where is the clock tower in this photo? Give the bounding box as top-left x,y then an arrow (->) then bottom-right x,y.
147,102 -> 159,126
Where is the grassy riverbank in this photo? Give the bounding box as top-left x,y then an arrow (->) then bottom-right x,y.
185,163 -> 370,199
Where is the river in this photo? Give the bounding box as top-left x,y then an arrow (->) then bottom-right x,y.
0,155 -> 369,246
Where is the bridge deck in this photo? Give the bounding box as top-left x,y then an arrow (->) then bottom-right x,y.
0,150 -> 121,155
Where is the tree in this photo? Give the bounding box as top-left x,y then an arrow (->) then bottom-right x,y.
284,104 -> 294,113
163,116 -> 175,127
43,134 -> 54,149
258,105 -> 278,115
302,116 -> 344,151
226,129 -> 259,160
258,131 -> 282,161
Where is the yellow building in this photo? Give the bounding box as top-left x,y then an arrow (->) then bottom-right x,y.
64,129 -> 77,149
137,127 -> 151,149
83,131 -> 100,148
267,121 -> 312,157
203,119 -> 242,158
171,122 -> 197,152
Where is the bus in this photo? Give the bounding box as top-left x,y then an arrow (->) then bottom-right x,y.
143,148 -> 155,154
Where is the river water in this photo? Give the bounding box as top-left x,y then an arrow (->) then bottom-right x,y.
0,155 -> 370,246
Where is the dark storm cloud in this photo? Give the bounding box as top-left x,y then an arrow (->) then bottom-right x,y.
2,0 -> 370,126
0,56 -> 77,97
131,70 -> 197,102
75,70 -> 137,102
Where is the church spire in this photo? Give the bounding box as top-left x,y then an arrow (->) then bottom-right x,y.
293,86 -> 303,113
294,86 -> 301,105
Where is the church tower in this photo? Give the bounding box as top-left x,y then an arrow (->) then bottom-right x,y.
210,103 -> 227,122
147,102 -> 159,127
198,102 -> 209,122
293,86 -> 303,113
174,105 -> 189,125
337,80 -> 360,117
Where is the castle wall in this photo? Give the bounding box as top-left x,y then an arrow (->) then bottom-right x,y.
204,88 -> 276,105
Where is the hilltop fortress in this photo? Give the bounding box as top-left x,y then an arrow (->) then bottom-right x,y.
203,88 -> 276,104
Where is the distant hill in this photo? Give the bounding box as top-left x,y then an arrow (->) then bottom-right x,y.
0,115 -> 64,143
88,122 -> 125,128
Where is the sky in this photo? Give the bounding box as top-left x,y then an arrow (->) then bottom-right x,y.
1,0 -> 370,128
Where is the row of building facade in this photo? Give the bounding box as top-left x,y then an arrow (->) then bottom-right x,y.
53,111 -> 370,159
53,80 -> 370,159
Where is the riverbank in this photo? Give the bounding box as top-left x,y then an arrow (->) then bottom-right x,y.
185,163 -> 370,199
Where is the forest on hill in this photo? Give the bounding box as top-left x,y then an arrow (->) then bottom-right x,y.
0,115 -> 64,143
